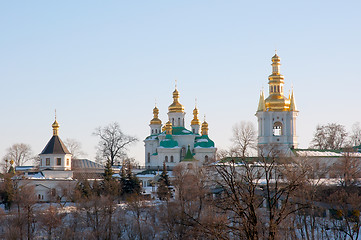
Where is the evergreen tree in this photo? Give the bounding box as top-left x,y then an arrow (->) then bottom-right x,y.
120,162 -> 141,198
102,159 -> 118,196
76,179 -> 92,198
104,159 -> 113,182
157,162 -> 172,200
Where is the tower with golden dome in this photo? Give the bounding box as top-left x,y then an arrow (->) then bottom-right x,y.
256,53 -> 298,155
144,85 -> 216,169
39,117 -> 73,178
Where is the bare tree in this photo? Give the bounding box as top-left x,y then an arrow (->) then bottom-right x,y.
211,145 -> 308,240
93,122 -> 138,166
64,138 -> 86,159
3,143 -> 34,166
349,122 -> 361,146
331,151 -> 361,188
38,206 -> 64,239
310,123 -> 348,150
231,121 -> 257,157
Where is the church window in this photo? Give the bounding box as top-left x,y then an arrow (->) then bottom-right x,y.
277,86 -> 280,92
46,158 -> 50,166
270,86 -> 272,93
155,129 -> 157,134
38,194 -> 41,199
172,118 -> 174,125
165,156 -> 168,162
152,129 -> 153,134
66,159 -> 70,166
170,156 -> 174,162
57,158 -> 61,166
178,118 -> 180,126
148,153 -> 150,163
273,122 -> 283,136
192,128 -> 195,133
181,147 -> 186,160
205,155 -> 209,162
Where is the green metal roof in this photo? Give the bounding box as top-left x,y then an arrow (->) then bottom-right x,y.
182,145 -> 196,162
194,135 -> 215,148
171,127 -> 193,135
159,134 -> 179,148
145,135 -> 159,140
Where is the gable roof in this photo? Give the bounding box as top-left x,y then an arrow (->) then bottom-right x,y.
41,135 -> 71,154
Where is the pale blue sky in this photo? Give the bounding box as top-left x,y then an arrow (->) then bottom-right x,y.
1,1 -> 360,164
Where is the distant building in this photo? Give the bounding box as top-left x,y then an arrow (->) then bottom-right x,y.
144,86 -> 216,169
256,53 -> 298,156
15,118 -> 102,202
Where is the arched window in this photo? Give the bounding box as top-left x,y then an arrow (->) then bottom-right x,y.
170,156 -> 174,162
181,147 -> 186,160
178,118 -> 180,126
277,86 -> 280,92
205,155 -> 209,162
155,129 -> 157,134
172,118 -> 174,125
152,129 -> 154,134
148,153 -> 151,163
165,156 -> 168,162
273,122 -> 283,136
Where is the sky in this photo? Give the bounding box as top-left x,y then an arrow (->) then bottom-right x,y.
1,1 -> 361,165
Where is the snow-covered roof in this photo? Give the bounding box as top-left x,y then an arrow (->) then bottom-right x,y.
293,149 -> 361,157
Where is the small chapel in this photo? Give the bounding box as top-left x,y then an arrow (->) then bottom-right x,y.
144,86 -> 216,169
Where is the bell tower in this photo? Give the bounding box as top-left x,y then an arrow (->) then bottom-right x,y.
256,53 -> 298,156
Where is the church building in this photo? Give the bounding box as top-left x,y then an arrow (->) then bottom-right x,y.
144,86 -> 216,169
256,53 -> 298,156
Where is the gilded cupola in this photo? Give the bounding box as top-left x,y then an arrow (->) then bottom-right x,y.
168,88 -> 185,113
264,53 -> 291,111
165,121 -> 173,135
150,106 -> 162,125
52,119 -> 59,136
201,120 -> 209,136
191,106 -> 201,126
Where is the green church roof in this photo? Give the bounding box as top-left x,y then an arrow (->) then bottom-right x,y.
182,145 -> 196,162
159,134 -> 179,148
171,127 -> 193,135
194,135 -> 215,148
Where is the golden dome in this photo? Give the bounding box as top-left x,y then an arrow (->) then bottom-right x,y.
265,94 -> 290,111
165,121 -> 173,135
52,120 -> 59,136
264,53 -> 292,111
150,106 -> 162,125
272,53 -> 280,62
191,107 -> 200,125
201,120 -> 209,135
168,88 -> 185,113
